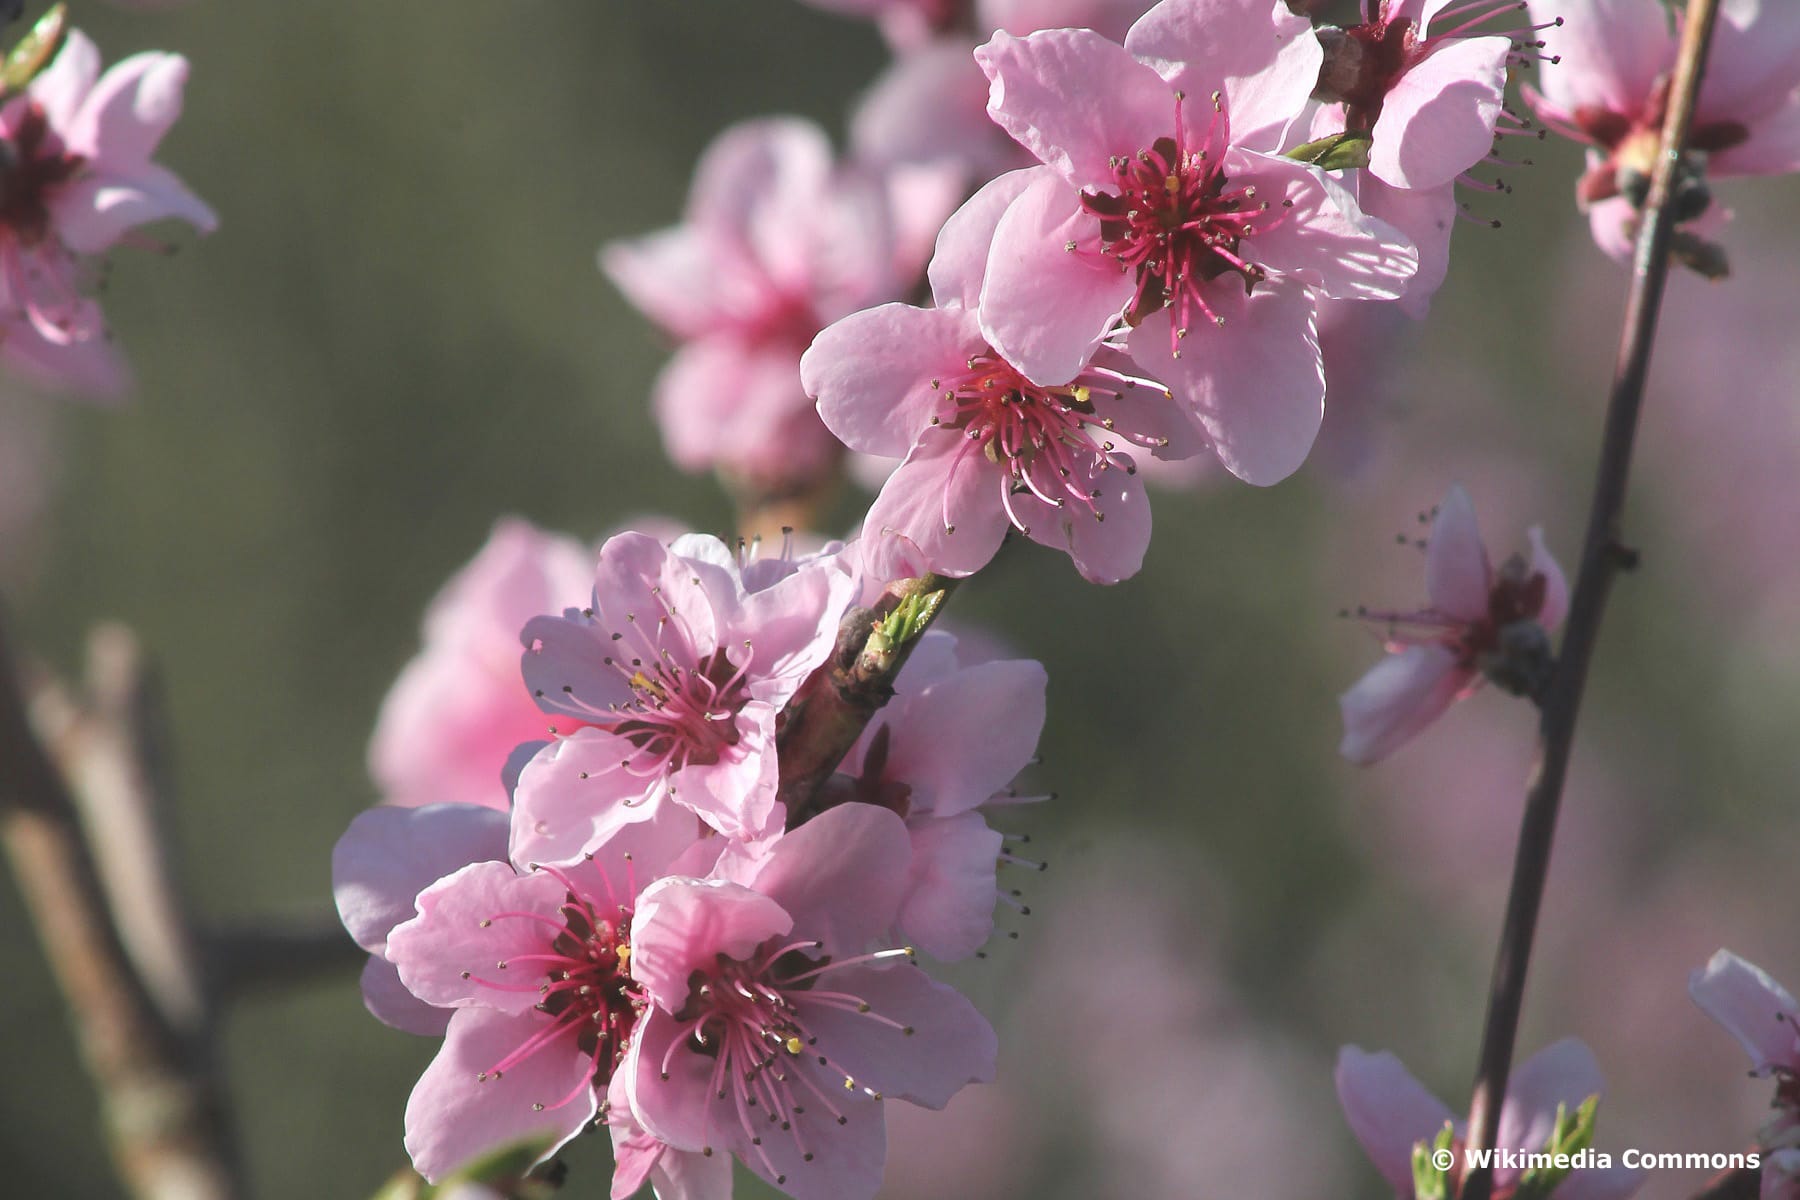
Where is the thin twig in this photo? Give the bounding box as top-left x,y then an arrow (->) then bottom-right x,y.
0,616 -> 244,1200
209,915 -> 367,999
1458,3 -> 1724,1196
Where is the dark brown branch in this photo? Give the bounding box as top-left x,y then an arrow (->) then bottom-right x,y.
774,573 -> 959,824
0,617 -> 243,1200
1458,3 -> 1724,1196
209,915 -> 367,998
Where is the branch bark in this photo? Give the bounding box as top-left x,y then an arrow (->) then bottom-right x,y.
0,617 -> 243,1200
1458,3 -> 1724,1196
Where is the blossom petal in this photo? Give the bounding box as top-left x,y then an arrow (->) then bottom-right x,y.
1528,0 -> 1673,118
745,802 -> 912,957
975,28 -> 1173,191
883,658 -> 1047,818
52,163 -> 217,254
1017,459 -> 1154,584
1126,278 -> 1324,486
29,30 -> 100,132
1235,150 -> 1418,302
897,812 -> 1005,961
1335,1046 -> 1457,1195
1338,643 -> 1471,764
1370,37 -> 1510,190
333,804 -> 510,954
1427,484 -> 1493,621
1689,948 -> 1800,1075
795,961 -> 998,1107
979,169 -> 1133,385
1529,527 -> 1569,631
1496,1039 -> 1606,1175
864,436 -> 1013,578
387,862 -> 570,1015
362,956 -> 452,1037
68,51 -> 193,165
1124,0 -> 1321,149
404,1007 -> 596,1183
630,878 -> 794,1012
805,304 -> 984,458
928,168 -> 1040,310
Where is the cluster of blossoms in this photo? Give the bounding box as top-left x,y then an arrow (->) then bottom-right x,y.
331,0 -> 1800,1197
0,22 -> 213,397
340,523 -> 1045,1198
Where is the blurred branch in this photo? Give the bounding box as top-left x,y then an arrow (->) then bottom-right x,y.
0,617 -> 244,1200
1458,2 -> 1724,1196
209,914 -> 365,999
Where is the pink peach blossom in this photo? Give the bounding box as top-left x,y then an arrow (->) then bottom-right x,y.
973,3 -> 1418,484
514,532 -> 856,854
623,803 -> 997,1200
1336,1039 -> 1644,1200
0,30 -> 216,398
1338,483 -> 1567,764
370,519 -> 592,812
1690,948 -> 1800,1188
804,169 -> 1188,582
826,630 -> 1047,960
602,118 -> 926,496
1525,0 -> 1800,262
381,806 -> 702,1182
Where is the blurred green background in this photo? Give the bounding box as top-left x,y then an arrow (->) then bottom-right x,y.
4,1 -> 1799,1197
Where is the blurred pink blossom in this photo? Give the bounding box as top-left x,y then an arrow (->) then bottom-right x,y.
603,119 -> 940,497
370,519 -> 592,812
0,30 -> 216,398
1338,484 -> 1567,764
1525,0 -> 1800,261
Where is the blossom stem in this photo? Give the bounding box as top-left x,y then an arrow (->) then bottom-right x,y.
773,572 -> 960,823
0,616 -> 244,1199
1458,3 -> 1723,1196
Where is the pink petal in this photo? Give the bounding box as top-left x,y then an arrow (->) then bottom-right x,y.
1335,1045 -> 1457,1195
670,704 -> 782,842
883,658 -> 1047,817
508,729 -> 667,867
1688,949 -> 1800,1074
29,30 -> 100,132
794,962 -> 997,1106
1234,150 -> 1417,302
1017,458 -> 1154,583
629,878 -> 794,1012
978,169 -> 1133,386
1337,642 -> 1472,764
1123,0 -> 1322,149
686,117 -> 833,276
333,803 -> 510,954
68,51 -> 192,165
1529,527 -> 1569,631
804,304 -> 982,459
1495,1039 -> 1605,1176
850,42 -> 1004,175
519,613 -> 631,726
387,862 -> 571,1014
975,28 -> 1174,191
1714,95 -> 1800,175
1426,484 -> 1493,621
1126,278 -> 1324,486
0,311 -> 131,399
732,563 -> 858,703
1529,0 -> 1674,119
1585,195 -> 1637,264
608,1072 -> 733,1200
362,956 -> 452,1037
1702,0 -> 1800,124
927,168 -> 1040,310
1350,176 -> 1456,320
404,1006 -> 596,1183
52,164 -> 217,253
746,802 -> 913,956
863,436 -> 1013,578
897,812 -> 1006,960
600,225 -> 727,341
1370,37 -> 1510,190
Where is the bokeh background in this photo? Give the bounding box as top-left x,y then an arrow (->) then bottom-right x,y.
3,1 -> 1798,1198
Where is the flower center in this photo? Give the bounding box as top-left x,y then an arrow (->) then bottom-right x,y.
926,350 -> 1163,531
0,102 -> 81,248
657,939 -> 917,1186
609,647 -> 752,772
1079,97 -> 1287,353
467,862 -> 640,1110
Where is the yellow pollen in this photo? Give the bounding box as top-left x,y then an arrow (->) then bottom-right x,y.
785,1037 -> 803,1056
1164,173 -> 1180,195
